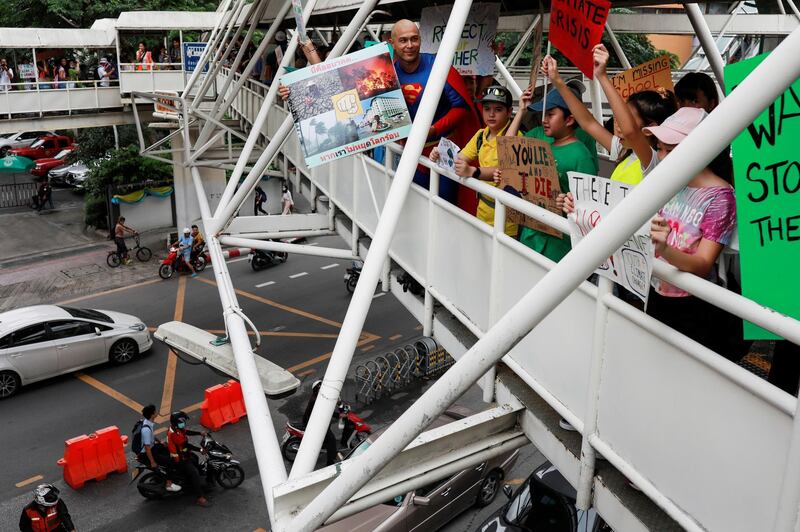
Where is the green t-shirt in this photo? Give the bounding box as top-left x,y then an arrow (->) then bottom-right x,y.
519,131 -> 599,263
525,126 -> 598,164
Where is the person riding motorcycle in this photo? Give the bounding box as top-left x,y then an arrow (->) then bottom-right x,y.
167,411 -> 210,507
190,225 -> 205,264
19,484 -> 75,532
170,228 -> 197,277
302,380 -> 340,466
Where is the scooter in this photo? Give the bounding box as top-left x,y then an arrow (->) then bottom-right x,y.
281,401 -> 371,462
248,237 -> 304,271
159,246 -> 206,279
133,434 -> 244,500
344,260 -> 363,294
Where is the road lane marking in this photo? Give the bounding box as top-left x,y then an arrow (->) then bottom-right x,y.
159,275 -> 186,419
228,256 -> 250,263
16,475 -> 44,488
75,373 -> 144,413
57,278 -> 161,305
361,345 -> 375,352
287,335 -> 377,373
506,478 -> 525,485
389,334 -> 402,341
289,272 -> 308,279
296,369 -> 316,377
196,277 -> 381,342
321,263 -> 339,270
207,329 -> 338,339
372,292 -> 385,299
256,281 -> 275,288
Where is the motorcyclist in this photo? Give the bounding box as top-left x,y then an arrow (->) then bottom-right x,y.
190,225 -> 205,264
167,411 -> 210,507
302,380 -> 340,466
19,484 -> 75,532
170,227 -> 197,277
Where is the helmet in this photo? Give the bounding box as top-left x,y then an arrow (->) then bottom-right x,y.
311,380 -> 322,393
480,85 -> 512,108
182,227 -> 190,234
170,411 -> 189,428
34,484 -> 59,507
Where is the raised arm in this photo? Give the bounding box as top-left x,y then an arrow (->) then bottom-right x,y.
505,86 -> 532,137
541,55 -> 612,151
593,44 -> 654,167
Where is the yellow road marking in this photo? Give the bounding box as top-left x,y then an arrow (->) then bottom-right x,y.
360,344 -> 375,353
287,336 -> 377,373
206,329 -> 339,339
159,275 -> 186,418
16,475 -> 44,488
58,279 -> 162,305
505,478 -> 525,485
389,334 -> 403,341
75,372 -> 144,413
296,369 -> 317,377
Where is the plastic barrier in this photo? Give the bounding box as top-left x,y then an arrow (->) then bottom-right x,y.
200,379 -> 247,431
56,426 -> 128,489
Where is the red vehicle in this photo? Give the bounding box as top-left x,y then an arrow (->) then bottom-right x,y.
31,147 -> 76,177
9,135 -> 73,160
158,245 -> 207,279
280,401 -> 372,462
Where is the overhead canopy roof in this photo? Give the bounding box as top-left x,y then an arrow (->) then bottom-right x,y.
115,11 -> 220,30
0,27 -> 115,49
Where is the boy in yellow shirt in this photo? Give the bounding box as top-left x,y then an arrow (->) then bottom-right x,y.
431,85 -> 520,236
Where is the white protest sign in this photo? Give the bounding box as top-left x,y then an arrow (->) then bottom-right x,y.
436,137 -> 460,173
420,3 -> 499,76
567,172 -> 654,301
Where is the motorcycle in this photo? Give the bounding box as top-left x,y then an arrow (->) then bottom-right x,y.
159,245 -> 207,279
133,434 -> 244,500
344,260 -> 363,294
248,237 -> 303,271
281,401 -> 372,462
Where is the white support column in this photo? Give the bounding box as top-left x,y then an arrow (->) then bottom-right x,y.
685,3 -> 727,92
495,56 -> 523,97
482,201 -> 506,403
289,0 -> 476,482
209,0 -> 381,233
423,169 -> 440,337
183,0 -> 238,95
575,276 -> 613,509
220,235 -> 358,260
289,27 -> 800,530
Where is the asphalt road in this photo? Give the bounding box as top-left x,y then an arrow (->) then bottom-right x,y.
0,234 -> 542,531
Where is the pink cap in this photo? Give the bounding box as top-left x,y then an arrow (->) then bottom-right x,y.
643,107 -> 708,145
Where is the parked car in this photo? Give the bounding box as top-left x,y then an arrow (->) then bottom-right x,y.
476,461 -> 612,532
31,147 -> 77,177
66,160 -> 93,189
8,135 -> 74,160
0,305 -> 152,399
318,405 -> 519,532
0,131 -> 56,157
48,160 -> 85,186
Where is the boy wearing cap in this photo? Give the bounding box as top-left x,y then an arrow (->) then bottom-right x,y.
431,85 -> 520,236
504,83 -> 598,263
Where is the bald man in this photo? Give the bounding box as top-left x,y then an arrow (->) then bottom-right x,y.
390,19 -> 480,207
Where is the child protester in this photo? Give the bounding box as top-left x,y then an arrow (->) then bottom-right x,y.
430,85 -> 520,236
499,80 -> 598,263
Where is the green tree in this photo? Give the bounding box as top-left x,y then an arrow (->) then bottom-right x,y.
75,125 -> 139,161
83,145 -> 172,229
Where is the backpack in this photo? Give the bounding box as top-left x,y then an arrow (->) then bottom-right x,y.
131,419 -> 151,455
475,130 -> 484,152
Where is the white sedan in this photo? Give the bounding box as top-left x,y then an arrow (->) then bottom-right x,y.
0,305 -> 152,398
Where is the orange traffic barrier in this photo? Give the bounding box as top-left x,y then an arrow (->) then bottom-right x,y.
56,426 -> 128,489
200,380 -> 247,431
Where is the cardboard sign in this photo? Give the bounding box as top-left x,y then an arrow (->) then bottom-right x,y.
611,55 -> 674,100
18,63 -> 36,80
420,3 -> 500,76
529,5 -> 545,88
292,0 -> 306,41
497,137 -> 562,238
183,42 -> 209,73
726,53 -> 800,339
436,138 -> 460,173
567,172 -> 654,301
281,42 -> 412,168
548,0 -> 611,79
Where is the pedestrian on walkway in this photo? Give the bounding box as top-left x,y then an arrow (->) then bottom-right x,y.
0,58 -> 14,91
254,185 -> 267,215
281,185 -> 294,215
97,58 -> 114,87
135,42 -> 154,71
19,484 -> 76,532
54,58 -> 68,89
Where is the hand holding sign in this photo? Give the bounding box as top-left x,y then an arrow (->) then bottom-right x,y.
436,137 -> 460,173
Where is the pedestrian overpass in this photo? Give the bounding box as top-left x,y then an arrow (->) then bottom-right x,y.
6,0 -> 800,530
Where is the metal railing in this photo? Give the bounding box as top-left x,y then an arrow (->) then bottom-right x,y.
0,182 -> 38,208
0,79 -> 122,119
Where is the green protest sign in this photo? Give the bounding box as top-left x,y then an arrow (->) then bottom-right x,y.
725,53 -> 800,339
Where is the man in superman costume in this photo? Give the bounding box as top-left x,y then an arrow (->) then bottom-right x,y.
391,19 -> 481,211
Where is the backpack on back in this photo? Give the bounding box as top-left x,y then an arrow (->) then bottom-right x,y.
131,419 -> 149,455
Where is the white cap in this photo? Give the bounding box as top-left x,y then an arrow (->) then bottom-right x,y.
100,57 -> 109,64
183,227 -> 190,233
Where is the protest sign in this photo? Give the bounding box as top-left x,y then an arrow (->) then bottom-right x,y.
497,136 -> 562,238
183,42 -> 209,73
281,42 -> 412,168
611,55 -> 674,100
566,172 -> 654,301
436,138 -> 460,173
548,0 -> 611,79
420,3 -> 500,76
18,63 -> 36,80
292,0 -> 306,42
528,5 -> 545,88
726,53 -> 800,339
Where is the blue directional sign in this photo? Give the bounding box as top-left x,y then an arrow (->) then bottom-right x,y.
183,42 -> 209,72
